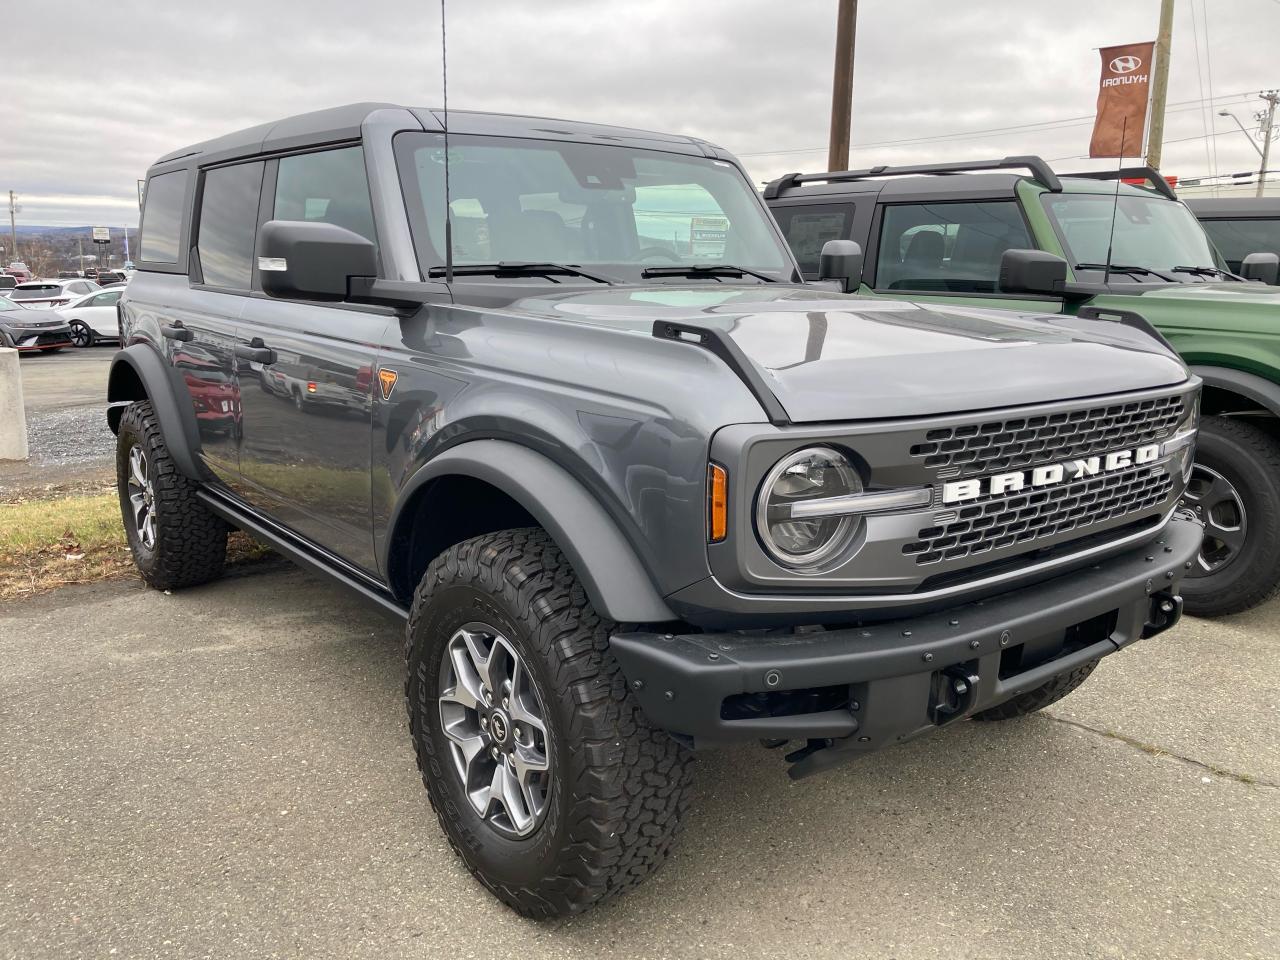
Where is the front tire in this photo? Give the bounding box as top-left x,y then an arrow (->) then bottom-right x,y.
116,400 -> 228,590
68,320 -> 94,348
405,528 -> 694,918
1179,416 -> 1280,617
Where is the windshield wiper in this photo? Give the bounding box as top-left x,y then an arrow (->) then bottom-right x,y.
1172,265 -> 1243,281
426,261 -> 617,284
1073,263 -> 1178,282
640,263 -> 777,283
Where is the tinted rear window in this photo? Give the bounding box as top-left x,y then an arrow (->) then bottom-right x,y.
0,276 -> 15,288
12,285 -> 60,299
140,170 -> 189,264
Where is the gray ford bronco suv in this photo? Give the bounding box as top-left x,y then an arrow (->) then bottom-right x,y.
110,104 -> 1202,917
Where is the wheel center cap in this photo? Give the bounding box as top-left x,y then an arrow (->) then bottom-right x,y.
489,710 -> 510,745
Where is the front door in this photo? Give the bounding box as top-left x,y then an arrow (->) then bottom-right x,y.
233,145 -> 386,574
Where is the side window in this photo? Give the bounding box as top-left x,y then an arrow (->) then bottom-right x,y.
274,146 -> 376,244
95,291 -> 123,307
774,203 -> 852,275
139,170 -> 189,264
1198,218 -> 1280,273
197,161 -> 264,290
875,202 -> 1032,293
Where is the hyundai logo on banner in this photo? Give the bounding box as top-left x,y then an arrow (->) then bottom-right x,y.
1110,55 -> 1143,74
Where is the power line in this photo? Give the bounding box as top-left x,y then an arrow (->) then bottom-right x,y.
739,90 -> 1261,159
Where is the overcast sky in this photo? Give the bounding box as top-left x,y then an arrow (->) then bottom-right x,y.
5,0 -> 1276,228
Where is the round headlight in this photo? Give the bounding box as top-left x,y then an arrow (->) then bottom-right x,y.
756,446 -> 862,568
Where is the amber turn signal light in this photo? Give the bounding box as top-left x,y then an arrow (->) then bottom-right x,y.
707,464 -> 728,543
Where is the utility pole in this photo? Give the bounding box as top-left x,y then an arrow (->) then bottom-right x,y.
7,191 -> 17,266
1145,0 -> 1175,169
827,0 -> 858,172
1256,90 -> 1279,197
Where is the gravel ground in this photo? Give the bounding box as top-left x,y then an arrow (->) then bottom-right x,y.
0,567 -> 1276,960
0,349 -> 115,496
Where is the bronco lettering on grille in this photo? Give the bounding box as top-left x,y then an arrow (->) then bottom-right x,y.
941,443 -> 1162,505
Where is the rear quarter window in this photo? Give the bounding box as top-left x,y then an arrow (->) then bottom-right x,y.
140,170 -> 189,264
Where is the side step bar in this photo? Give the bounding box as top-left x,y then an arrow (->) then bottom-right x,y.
196,489 -> 408,621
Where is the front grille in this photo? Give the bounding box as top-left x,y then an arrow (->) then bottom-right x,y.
910,394 -> 1184,478
903,466 -> 1173,566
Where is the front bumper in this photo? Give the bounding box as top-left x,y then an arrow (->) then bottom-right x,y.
7,326 -> 74,351
611,514 -> 1202,777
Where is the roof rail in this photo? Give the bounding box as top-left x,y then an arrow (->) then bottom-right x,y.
1058,166 -> 1178,201
762,155 -> 1062,200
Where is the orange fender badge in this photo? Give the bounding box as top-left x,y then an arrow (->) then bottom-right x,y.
378,368 -> 399,400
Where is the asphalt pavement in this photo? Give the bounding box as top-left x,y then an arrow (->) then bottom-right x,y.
0,348 -> 115,496
1,566 -> 1275,960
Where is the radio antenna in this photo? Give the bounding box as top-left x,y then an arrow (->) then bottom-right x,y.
1102,115 -> 1127,287
440,0 -> 454,284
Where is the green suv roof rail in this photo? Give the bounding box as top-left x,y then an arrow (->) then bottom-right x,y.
762,155 -> 1063,200
1057,166 -> 1178,201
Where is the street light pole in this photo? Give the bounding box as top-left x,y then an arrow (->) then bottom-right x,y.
827,0 -> 858,172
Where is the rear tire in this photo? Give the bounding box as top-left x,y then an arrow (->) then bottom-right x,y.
1179,416 -> 1280,617
405,528 -> 694,918
116,400 -> 228,590
971,660 -> 1099,721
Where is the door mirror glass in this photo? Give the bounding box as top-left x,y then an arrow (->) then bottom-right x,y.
257,220 -> 378,302
998,249 -> 1068,295
817,239 -> 863,293
1241,251 -> 1280,285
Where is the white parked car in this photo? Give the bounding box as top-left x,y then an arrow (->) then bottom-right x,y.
59,286 -> 124,347
10,278 -> 100,309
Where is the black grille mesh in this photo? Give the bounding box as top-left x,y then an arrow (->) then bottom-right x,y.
903,468 -> 1173,566
909,395 -> 1184,478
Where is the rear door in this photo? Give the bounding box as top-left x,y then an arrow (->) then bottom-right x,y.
233,145 -> 387,574
73,289 -> 124,337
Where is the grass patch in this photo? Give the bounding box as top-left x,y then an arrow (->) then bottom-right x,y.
0,492 -> 271,602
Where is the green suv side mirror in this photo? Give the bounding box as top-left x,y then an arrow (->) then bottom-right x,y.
1241,252 -> 1280,285
999,249 -> 1068,295
817,240 -> 863,293
257,220 -> 378,302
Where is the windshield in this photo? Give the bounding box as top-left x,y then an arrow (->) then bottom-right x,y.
395,133 -> 796,283
0,296 -> 24,311
1043,193 -> 1219,278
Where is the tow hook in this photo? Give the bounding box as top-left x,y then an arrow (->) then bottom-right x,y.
1142,591 -> 1183,638
929,664 -> 980,726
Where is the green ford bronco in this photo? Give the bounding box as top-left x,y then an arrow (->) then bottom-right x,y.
766,157 -> 1280,617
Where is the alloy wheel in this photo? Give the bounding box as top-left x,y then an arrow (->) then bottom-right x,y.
1181,463 -> 1247,575
126,444 -> 157,550
438,623 -> 552,838
69,322 -> 92,348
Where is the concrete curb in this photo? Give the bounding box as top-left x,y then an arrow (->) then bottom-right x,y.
0,347 -> 29,461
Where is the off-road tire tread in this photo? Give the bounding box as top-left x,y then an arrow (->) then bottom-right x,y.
117,400 -> 227,590
405,528 -> 694,918
971,659 -> 1099,721
1181,416 -> 1280,617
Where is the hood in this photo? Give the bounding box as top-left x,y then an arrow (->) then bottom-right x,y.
511,285 -> 1189,422
1128,280 -> 1280,307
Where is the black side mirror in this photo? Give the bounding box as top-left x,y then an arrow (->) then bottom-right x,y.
817,240 -> 863,293
999,249 -> 1068,295
257,220 -> 377,302
1241,252 -> 1280,285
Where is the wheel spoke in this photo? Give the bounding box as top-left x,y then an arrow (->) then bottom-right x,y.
459,629 -> 499,694
512,741 -> 549,780
443,642 -> 485,709
128,446 -> 146,489
492,762 -> 533,834
1208,521 -> 1246,554
129,491 -> 147,528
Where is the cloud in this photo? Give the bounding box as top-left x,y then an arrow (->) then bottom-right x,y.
4,0 -> 1275,226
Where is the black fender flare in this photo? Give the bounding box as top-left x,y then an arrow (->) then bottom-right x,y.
106,343 -> 205,480
1191,365 -> 1280,418
389,439 -> 677,624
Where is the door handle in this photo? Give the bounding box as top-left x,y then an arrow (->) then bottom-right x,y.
160,324 -> 193,342
234,338 -> 276,365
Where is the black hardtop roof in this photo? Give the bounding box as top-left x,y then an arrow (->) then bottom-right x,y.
149,102 -> 724,174
1185,196 -> 1280,218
